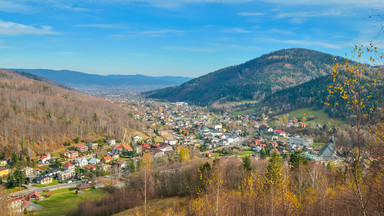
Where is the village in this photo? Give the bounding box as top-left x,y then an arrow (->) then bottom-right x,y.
0,98 -> 340,214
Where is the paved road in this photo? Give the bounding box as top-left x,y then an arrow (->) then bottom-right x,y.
11,180 -> 82,196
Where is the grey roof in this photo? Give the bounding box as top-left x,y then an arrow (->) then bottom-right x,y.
318,136 -> 337,161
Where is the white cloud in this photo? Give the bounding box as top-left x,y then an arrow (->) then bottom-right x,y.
102,0 -> 251,8
0,0 -> 31,13
0,20 -> 58,35
140,29 -> 184,36
223,28 -> 251,33
263,0 -> 384,8
163,46 -> 215,52
75,24 -> 126,29
268,38 -> 342,49
275,10 -> 344,19
239,12 -> 264,16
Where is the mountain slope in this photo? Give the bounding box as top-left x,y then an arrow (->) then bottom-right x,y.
9,69 -> 193,92
0,69 -> 142,157
144,48 -> 346,105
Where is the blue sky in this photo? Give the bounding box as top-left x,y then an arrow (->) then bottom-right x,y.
0,0 -> 383,77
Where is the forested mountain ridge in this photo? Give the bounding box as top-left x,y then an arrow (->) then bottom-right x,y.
0,69 -> 142,157
144,48 -> 347,105
9,68 -> 193,92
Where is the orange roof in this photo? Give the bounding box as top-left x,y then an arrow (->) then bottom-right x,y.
122,144 -> 132,151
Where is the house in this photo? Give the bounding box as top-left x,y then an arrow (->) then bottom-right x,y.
63,163 -> 75,171
75,158 -> 88,167
107,139 -> 116,146
317,136 -> 338,161
93,183 -> 104,189
274,130 -> 287,137
35,176 -> 53,185
76,144 -> 89,152
115,160 -> 127,169
122,143 -> 133,151
77,183 -> 91,191
57,170 -> 76,181
0,160 -> 7,166
25,191 -> 41,201
10,195 -> 27,213
22,167 -> 34,176
86,165 -> 96,171
214,124 -> 222,130
165,139 -> 177,145
133,135 -> 142,143
111,145 -> 123,155
112,154 -> 120,160
46,168 -> 61,177
101,164 -> 111,172
88,158 -> 100,165
103,155 -> 112,163
0,168 -> 9,177
141,143 -> 150,149
88,143 -> 98,151
259,125 -> 273,132
39,152 -> 51,163
63,151 -> 78,159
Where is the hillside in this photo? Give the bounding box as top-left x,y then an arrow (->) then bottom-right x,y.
144,48 -> 346,105
9,69 -> 193,92
0,69 -> 143,157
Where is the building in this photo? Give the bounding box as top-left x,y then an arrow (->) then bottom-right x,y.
317,136 -> 338,161
57,170 -> 76,181
25,191 -> 41,201
103,155 -> 112,163
107,139 -> 116,146
22,167 -> 34,176
35,176 -> 53,185
10,195 -> 27,213
274,130 -> 287,137
133,135 -> 142,143
0,168 -> 9,178
165,139 -> 177,145
63,151 -> 78,159
63,163 -> 75,171
39,152 -> 51,163
115,160 -> 127,169
75,158 -> 88,167
289,137 -> 313,147
77,183 -> 91,191
88,158 -> 100,165
76,144 -> 89,152
88,143 -> 98,151
0,160 -> 7,166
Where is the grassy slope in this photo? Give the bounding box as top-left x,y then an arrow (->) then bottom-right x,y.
34,187 -> 107,216
276,107 -> 341,125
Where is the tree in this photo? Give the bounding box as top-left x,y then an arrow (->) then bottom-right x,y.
0,185 -> 9,215
289,150 -> 308,169
176,146 -> 190,162
265,151 -> 283,186
242,156 -> 252,172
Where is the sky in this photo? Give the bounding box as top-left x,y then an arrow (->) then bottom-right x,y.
0,0 -> 384,77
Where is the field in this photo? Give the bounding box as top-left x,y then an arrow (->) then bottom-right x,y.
34,187 -> 107,216
276,107 -> 342,125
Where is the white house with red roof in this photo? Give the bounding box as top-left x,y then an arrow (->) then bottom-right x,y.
165,139 -> 177,145
274,130 -> 287,137
39,152 -> 51,164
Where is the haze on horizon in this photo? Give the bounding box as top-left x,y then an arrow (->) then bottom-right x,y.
0,0 -> 383,77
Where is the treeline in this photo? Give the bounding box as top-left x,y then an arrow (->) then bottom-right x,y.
0,70 -> 142,157
70,149 -> 384,216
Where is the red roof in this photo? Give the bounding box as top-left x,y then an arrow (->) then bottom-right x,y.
76,144 -> 87,148
104,155 -> 112,161
115,145 -> 123,151
274,130 -> 286,134
63,163 -> 74,167
116,160 -> 127,165
86,165 -> 96,170
141,143 -> 150,148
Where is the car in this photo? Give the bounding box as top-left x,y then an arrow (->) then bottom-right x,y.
67,180 -> 72,183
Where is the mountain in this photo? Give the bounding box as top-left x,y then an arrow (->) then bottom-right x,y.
0,69 -> 143,157
8,69 -> 193,92
144,48 -> 346,106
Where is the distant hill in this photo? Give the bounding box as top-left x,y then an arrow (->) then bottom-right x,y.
8,69 -> 193,92
144,48 -> 347,106
0,69 -> 143,157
